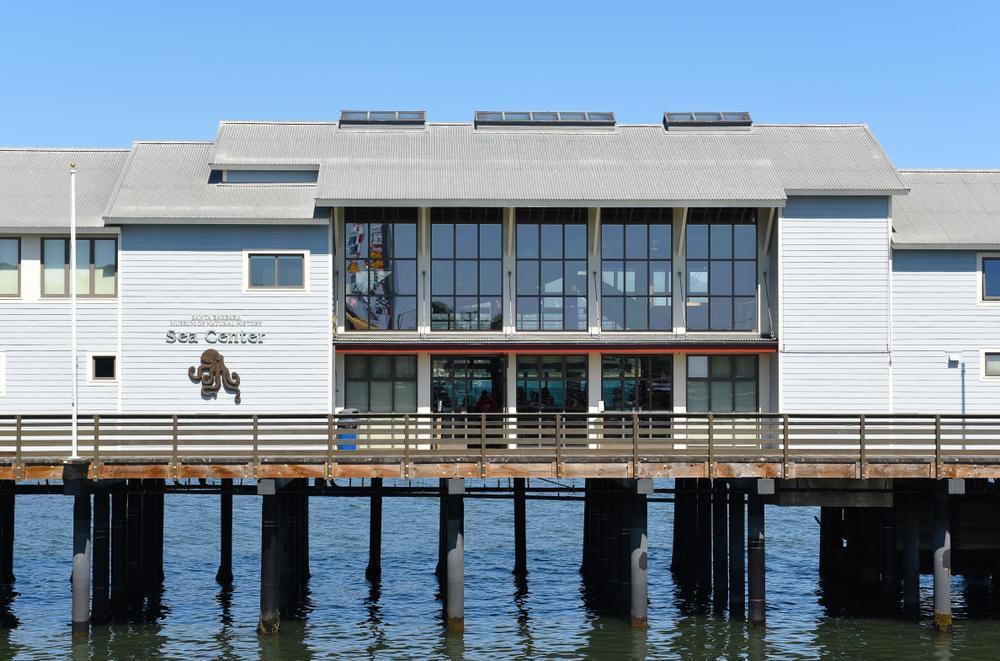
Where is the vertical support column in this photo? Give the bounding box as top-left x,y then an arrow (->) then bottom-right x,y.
259,491 -> 280,634
728,487 -> 745,617
880,507 -> 898,608
513,478 -> 527,577
819,507 -> 841,580
141,480 -> 157,594
436,478 -> 447,579
216,478 -> 233,584
110,487 -> 127,620
126,480 -> 143,609
932,491 -> 952,632
91,490 -> 110,625
0,481 -> 14,586
366,478 -> 383,581
629,480 -> 649,628
696,478 -> 712,593
581,478 -> 591,576
445,478 -> 465,632
747,493 -> 765,630
712,481 -> 728,613
301,489 -> 310,580
71,491 -> 91,637
902,494 -> 920,616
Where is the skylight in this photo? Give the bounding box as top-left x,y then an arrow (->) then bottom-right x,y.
339,110 -> 426,127
663,112 -> 752,129
474,111 -> 616,128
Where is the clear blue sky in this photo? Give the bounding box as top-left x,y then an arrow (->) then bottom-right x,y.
1,1 -> 997,168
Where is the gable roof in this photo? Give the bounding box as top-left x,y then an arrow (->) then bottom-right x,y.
893,170 -> 1000,247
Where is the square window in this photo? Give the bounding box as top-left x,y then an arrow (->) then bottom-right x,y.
92,355 -> 116,381
249,253 -> 305,289
986,353 -> 1000,377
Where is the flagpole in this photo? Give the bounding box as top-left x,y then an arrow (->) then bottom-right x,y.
70,163 -> 79,459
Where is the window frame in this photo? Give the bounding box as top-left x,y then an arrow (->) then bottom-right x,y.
982,350 -> 1000,380
344,208 -> 418,331
515,209 -> 590,332
979,254 -> 1000,303
244,250 -> 309,292
0,237 -> 21,298
515,354 -> 589,413
600,209 -> 673,332
600,354 -> 674,412
87,353 -> 118,384
40,236 -> 119,298
430,209 -> 504,331
343,354 -> 418,413
685,354 -> 759,413
685,209 -> 757,332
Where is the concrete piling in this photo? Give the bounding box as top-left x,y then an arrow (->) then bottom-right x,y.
445,478 -> 465,632
628,480 -> 650,628
932,491 -> 952,632
513,478 -> 527,577
71,491 -> 91,637
216,478 -> 233,585
747,493 -> 765,630
366,478 -> 383,582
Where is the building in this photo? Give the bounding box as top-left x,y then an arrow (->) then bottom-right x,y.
0,111 -> 997,419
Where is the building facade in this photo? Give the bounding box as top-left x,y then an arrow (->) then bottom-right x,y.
0,112 -> 998,418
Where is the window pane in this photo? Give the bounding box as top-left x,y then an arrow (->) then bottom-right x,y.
625,224 -> 647,259
480,261 -> 502,296
431,224 -> 453,258
711,356 -> 732,378
75,239 -> 91,295
395,260 -> 416,295
734,381 -> 757,412
396,355 -> 417,379
276,255 -> 303,287
517,261 -> 538,295
565,261 -> 587,295
602,261 -> 624,296
455,297 -> 478,330
480,224 -> 502,259
249,256 -> 276,288
733,224 -> 756,259
346,223 -> 367,259
541,297 -> 563,330
687,298 -> 708,331
649,224 -> 671,259
541,261 -> 563,294
455,261 -> 478,296
625,261 -> 647,295
432,297 -> 454,329
392,223 -> 416,259
733,261 -> 756,296
710,225 -> 733,259
710,297 -> 733,330
370,382 -> 393,412
483,297 -> 503,330
92,356 -> 116,380
734,297 -> 756,331
517,297 -> 539,330
431,261 -> 454,295
710,261 -> 732,296
345,296 -> 369,330
602,297 -> 624,331
650,297 -> 671,330
344,381 -> 369,412
370,356 -> 392,379
688,262 -> 708,295
602,224 -> 624,259
734,356 -> 756,379
687,381 -> 709,413
566,297 -> 587,330
986,353 -> 1000,377
540,225 -> 563,259
394,381 -> 417,412
346,356 -> 368,379
0,239 -> 18,295
711,381 -> 734,411
985,259 -> 1000,299
454,224 -> 478,258
687,225 -> 708,259
565,224 -> 587,259
517,224 -> 538,259
687,356 -> 708,378
392,296 -> 417,329
93,239 -> 117,295
625,297 -> 648,330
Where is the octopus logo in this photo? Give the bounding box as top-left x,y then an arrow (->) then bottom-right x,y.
188,349 -> 242,404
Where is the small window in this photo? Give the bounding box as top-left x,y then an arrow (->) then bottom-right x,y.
248,254 -> 305,289
91,355 -> 117,382
985,353 -> 1000,378
983,258 -> 1000,300
223,170 -> 318,184
0,238 -> 19,296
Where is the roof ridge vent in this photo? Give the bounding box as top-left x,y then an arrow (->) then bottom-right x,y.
664,112 -> 752,130
339,110 -> 426,128
475,110 -> 615,129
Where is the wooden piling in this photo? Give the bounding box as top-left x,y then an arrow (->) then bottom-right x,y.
712,480 -> 728,613
582,478 -> 591,575
932,491 -> 952,632
728,487 -> 745,617
696,479 -> 712,593
902,494 -> 920,615
445,479 -> 464,632
436,478 -> 447,580
0,481 -> 14,586
126,480 -> 143,609
91,490 -> 110,625
110,488 -> 128,620
747,493 -> 765,630
366,478 -> 383,581
216,478 -> 233,584
819,507 -> 841,580
259,493 -> 280,634
629,481 -> 649,628
880,507 -> 898,608
71,492 -> 91,637
513,478 -> 527,577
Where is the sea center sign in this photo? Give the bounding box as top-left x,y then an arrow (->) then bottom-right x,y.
165,314 -> 267,345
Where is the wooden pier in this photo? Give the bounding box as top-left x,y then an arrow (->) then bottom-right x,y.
0,412 -> 997,635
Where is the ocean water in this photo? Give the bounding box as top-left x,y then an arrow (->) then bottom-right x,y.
0,480 -> 996,660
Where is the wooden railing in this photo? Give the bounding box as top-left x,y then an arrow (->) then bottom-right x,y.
1,413 -> 999,471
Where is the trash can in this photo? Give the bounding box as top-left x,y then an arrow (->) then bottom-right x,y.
337,408 -> 359,450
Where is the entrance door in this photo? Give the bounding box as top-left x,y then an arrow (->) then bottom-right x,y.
431,356 -> 506,414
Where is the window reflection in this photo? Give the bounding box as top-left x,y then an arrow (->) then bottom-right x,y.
601,209 -> 672,331
516,355 -> 588,412
686,355 -> 757,413
685,209 -> 756,331
601,355 -> 672,411
516,209 -> 588,331
431,209 -> 503,330
345,208 -> 417,330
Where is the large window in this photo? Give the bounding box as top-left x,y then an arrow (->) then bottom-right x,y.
0,238 -> 19,296
983,257 -> 1000,301
431,356 -> 505,413
685,208 -> 756,331
345,208 -> 417,330
42,238 -> 117,297
431,209 -> 503,330
344,355 -> 417,412
516,209 -> 588,331
601,209 -> 672,331
686,355 -> 757,413
248,253 -> 305,289
516,355 -> 588,412
601,355 -> 672,411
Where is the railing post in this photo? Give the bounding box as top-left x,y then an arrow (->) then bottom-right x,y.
480,413 -> 487,478
171,415 -> 179,479
859,415 -> 867,479
326,414 -> 334,480
632,411 -> 640,479
935,415 -> 942,479
14,416 -> 21,480
707,412 -> 715,479
403,414 -> 410,479
252,415 -> 260,478
782,414 -> 790,478
555,414 -> 563,478
93,415 -> 101,480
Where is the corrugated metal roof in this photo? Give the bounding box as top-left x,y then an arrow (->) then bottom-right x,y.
211,121 -> 906,205
893,170 -> 1000,247
104,141 -> 319,222
0,148 -> 128,228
